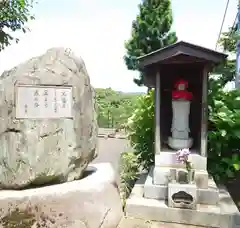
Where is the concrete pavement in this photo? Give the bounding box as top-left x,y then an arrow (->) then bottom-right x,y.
92,137 -> 131,184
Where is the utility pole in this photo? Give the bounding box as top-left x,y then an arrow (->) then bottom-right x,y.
236,0 -> 240,88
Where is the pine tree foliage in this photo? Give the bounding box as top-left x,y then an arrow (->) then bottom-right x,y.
124,0 -> 177,86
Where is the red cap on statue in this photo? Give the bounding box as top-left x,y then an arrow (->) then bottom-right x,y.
172,79 -> 193,101
175,79 -> 188,89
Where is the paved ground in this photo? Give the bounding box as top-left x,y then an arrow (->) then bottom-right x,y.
118,217 -> 205,228
93,137 -> 131,167
92,137 -> 131,183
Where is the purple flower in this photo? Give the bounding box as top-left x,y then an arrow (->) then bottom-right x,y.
176,148 -> 191,163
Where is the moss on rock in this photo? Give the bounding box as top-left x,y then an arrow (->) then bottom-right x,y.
1,208 -> 36,228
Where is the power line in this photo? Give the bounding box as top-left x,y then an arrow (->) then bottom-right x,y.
229,12 -> 238,37
215,0 -> 230,50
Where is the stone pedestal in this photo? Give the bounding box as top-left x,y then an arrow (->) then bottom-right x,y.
144,167 -> 219,205
126,168 -> 240,227
168,137 -> 193,150
126,149 -> 240,227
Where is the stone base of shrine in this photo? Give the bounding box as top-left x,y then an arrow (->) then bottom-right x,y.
145,167 -> 219,204
125,172 -> 240,228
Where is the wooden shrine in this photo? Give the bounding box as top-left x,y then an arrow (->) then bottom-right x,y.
138,41 -> 227,157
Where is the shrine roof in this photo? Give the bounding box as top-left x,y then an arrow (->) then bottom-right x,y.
137,41 -> 228,70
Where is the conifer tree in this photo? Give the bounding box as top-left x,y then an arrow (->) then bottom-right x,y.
124,0 -> 177,86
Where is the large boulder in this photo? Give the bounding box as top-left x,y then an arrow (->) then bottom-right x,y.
0,48 -> 98,189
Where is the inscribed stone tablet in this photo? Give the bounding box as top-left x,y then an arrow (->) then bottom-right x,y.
15,85 -> 73,119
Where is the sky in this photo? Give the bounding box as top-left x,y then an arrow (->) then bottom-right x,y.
0,0 -> 237,92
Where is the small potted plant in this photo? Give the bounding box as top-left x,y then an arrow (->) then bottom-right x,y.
176,148 -> 195,184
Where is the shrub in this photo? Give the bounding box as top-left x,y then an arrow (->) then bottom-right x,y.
119,151 -> 140,208
126,90 -> 155,170
207,88 -> 240,182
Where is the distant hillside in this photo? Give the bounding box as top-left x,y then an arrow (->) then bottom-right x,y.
95,88 -> 142,128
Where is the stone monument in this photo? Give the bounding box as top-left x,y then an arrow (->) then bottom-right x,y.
0,47 -> 98,189
125,41 -> 240,228
0,48 -> 123,227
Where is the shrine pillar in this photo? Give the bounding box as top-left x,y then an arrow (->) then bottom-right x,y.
155,71 -> 161,155
200,66 -> 208,157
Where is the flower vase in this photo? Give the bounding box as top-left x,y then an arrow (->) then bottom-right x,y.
170,168 -> 177,183
187,169 -> 195,184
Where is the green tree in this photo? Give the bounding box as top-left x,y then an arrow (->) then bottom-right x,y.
124,0 -> 177,86
0,0 -> 35,51
217,25 -> 237,53
95,88 -> 140,128
212,25 -> 239,87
